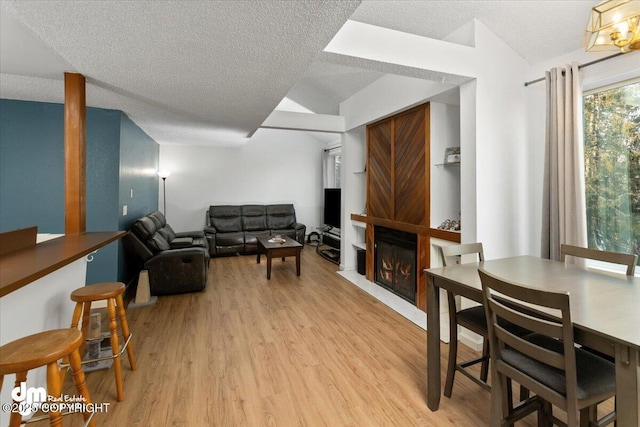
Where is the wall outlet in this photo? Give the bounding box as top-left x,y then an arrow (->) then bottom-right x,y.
130,189 -> 133,198
123,205 -> 127,216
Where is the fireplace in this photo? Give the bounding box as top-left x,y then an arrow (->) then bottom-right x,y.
374,226 -> 417,303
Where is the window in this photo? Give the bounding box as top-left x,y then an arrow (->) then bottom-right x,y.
324,148 -> 341,188
583,78 -> 639,269
333,154 -> 341,188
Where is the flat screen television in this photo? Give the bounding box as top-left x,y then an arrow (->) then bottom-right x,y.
323,188 -> 341,229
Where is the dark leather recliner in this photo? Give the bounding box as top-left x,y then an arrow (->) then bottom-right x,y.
125,211 -> 209,295
205,204 -> 306,256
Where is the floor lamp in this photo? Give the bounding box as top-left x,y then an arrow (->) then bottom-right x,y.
158,170 -> 171,216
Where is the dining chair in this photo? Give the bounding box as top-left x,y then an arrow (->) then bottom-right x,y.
440,243 -> 490,397
479,268 -> 617,426
561,243 -> 637,424
560,243 -> 637,276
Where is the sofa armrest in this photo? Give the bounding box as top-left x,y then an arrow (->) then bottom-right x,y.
169,237 -> 194,249
203,229 -> 217,257
145,247 -> 208,264
144,248 -> 208,295
292,223 -> 306,246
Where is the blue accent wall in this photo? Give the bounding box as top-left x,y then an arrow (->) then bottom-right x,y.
0,99 -> 159,285
119,114 -> 159,230
85,108 -> 122,285
118,114 -> 159,282
0,100 -> 65,232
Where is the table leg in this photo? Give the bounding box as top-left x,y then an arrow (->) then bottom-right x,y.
615,344 -> 640,427
257,252 -> 261,264
267,254 -> 272,280
296,249 -> 301,276
426,274 -> 441,411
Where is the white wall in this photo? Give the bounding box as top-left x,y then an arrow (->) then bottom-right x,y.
158,128 -> 328,234
459,80 -> 477,244
524,49 -> 640,257
470,21 -> 530,259
430,102 -> 461,228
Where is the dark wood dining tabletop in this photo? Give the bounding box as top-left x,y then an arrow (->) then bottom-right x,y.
425,255 -> 640,426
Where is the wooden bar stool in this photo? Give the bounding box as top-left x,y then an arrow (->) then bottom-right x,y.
68,282 -> 136,401
0,329 -> 96,427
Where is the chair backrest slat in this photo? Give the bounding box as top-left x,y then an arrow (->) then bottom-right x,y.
560,243 -> 637,276
440,242 -> 484,267
490,299 -> 564,339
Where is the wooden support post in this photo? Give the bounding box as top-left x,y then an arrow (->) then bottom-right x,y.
64,72 -> 86,235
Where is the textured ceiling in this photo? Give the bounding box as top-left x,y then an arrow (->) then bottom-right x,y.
351,0 -> 596,64
0,0 -> 360,145
0,1 -> 602,146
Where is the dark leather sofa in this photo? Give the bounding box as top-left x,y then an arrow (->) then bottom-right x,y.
205,204 -> 306,256
125,211 -> 209,295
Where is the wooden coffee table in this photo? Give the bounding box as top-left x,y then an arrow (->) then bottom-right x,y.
256,235 -> 303,280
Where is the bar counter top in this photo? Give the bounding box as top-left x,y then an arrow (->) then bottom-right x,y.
0,231 -> 125,297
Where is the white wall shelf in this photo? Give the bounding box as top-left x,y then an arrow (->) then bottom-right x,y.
352,242 -> 366,250
341,126 -> 367,271
352,219 -> 366,229
430,103 -> 461,231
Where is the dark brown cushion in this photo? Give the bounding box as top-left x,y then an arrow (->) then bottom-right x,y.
215,232 -> 245,246
132,216 -> 157,240
267,204 -> 295,229
244,230 -> 270,245
158,228 -> 173,242
146,234 -> 170,253
501,333 -> 615,400
209,206 -> 243,232
242,205 -> 267,231
148,211 -> 166,228
163,223 -> 177,240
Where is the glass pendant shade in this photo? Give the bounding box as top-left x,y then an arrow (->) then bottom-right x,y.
586,0 -> 640,52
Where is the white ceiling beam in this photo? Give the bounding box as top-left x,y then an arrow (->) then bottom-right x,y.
261,111 -> 345,134
324,20 -> 479,78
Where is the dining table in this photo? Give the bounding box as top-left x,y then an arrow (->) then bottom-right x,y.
425,255 -> 640,427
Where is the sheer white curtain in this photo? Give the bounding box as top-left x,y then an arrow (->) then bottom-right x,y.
322,147 -> 340,188
322,149 -> 331,188
541,64 -> 588,261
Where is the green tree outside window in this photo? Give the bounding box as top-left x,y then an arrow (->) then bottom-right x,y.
583,79 -> 640,267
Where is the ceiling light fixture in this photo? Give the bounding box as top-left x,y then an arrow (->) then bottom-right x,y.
586,0 -> 640,52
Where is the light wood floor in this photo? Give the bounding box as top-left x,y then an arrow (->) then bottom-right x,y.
32,247 -> 613,426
